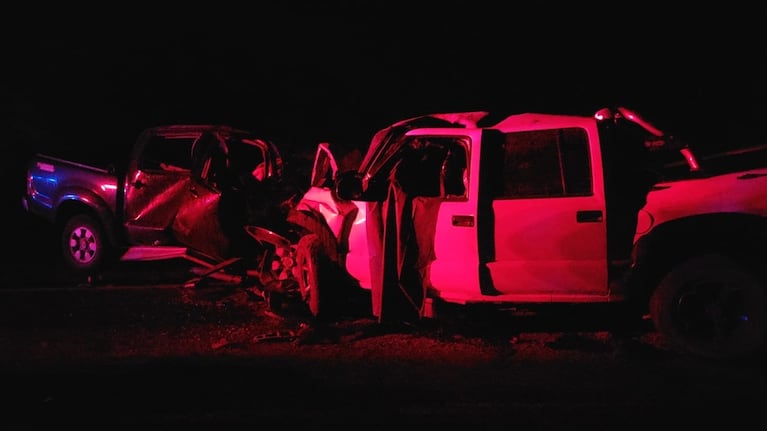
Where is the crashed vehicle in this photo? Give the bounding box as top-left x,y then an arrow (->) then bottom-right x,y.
21,124 -> 309,298
292,108 -> 767,360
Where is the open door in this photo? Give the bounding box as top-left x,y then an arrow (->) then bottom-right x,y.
170,131 -> 233,260
410,130 -> 484,303
173,132 -> 281,261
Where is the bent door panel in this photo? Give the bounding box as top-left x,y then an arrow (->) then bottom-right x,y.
171,179 -> 230,260
123,133 -> 198,245
123,171 -> 194,245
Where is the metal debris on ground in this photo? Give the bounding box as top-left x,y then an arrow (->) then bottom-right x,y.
211,338 -> 231,349
262,309 -> 285,320
252,330 -> 299,343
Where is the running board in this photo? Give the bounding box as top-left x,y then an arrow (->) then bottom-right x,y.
119,246 -> 250,288
119,246 -> 192,262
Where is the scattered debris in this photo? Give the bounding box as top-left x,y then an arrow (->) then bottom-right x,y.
262,310 -> 285,321
252,330 -> 298,343
211,338 -> 231,349
545,332 -> 613,352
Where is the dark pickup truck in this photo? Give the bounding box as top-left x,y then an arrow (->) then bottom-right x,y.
22,124 -> 290,279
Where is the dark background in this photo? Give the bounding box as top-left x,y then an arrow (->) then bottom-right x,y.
4,4 -> 765,226
1,7 -> 765,426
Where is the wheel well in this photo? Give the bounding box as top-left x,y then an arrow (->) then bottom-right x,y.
55,200 -> 119,248
285,208 -> 340,263
631,212 -> 767,305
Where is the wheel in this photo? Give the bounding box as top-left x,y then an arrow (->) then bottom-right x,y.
60,214 -> 109,274
650,254 -> 766,360
286,209 -> 338,262
295,234 -> 324,318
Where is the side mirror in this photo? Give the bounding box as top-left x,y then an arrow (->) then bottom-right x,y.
335,171 -> 363,201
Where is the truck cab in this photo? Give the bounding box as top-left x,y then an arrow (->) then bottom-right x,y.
299,108 -> 685,306
292,107 -> 767,360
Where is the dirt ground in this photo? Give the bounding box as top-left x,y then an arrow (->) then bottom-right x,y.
1,274 -> 764,428
2,216 -> 764,427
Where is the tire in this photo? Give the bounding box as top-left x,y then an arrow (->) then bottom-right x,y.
650,254 -> 766,360
286,209 -> 338,262
60,214 -> 109,274
295,234 -> 324,318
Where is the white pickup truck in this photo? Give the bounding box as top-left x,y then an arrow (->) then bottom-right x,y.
291,107 -> 767,360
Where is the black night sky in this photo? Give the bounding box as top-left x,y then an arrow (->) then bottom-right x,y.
2,8 -> 765,423
4,4 -> 765,210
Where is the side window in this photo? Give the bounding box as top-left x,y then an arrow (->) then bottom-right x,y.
500,127 -> 591,199
208,147 -> 231,188
139,135 -> 196,172
226,139 -> 267,185
311,148 -> 335,188
441,140 -> 468,198
201,135 -> 232,189
394,136 -> 468,199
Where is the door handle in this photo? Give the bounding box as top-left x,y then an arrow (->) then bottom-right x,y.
576,210 -> 603,223
452,215 -> 474,227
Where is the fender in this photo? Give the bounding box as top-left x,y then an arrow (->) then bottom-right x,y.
286,208 -> 340,263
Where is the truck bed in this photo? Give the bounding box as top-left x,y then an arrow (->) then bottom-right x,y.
22,153 -> 119,224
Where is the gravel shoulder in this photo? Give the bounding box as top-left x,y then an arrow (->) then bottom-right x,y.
1,275 -> 764,427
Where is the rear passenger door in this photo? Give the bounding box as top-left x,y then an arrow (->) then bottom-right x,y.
486,124 -> 609,300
